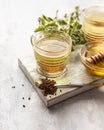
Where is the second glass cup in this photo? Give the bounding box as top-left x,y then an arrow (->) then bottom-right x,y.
31,30 -> 72,78
82,6 -> 104,43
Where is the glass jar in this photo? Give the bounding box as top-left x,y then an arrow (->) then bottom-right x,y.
31,30 -> 72,78
80,42 -> 104,76
82,6 -> 104,43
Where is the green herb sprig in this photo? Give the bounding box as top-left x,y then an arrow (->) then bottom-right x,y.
34,6 -> 86,47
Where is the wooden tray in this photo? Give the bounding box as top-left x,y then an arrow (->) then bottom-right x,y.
18,46 -> 99,107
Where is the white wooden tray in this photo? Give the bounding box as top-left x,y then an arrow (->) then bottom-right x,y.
18,46 -> 99,107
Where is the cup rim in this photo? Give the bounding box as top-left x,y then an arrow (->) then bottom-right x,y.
32,32 -> 72,54
83,6 -> 104,26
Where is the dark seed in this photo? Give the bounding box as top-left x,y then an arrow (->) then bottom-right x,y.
12,86 -> 15,88
22,84 -> 24,87
60,89 -> 62,92
28,97 -> 31,100
22,97 -> 24,100
23,105 -> 26,108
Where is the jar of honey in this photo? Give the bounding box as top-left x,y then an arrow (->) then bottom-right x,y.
82,6 -> 104,43
80,43 -> 104,76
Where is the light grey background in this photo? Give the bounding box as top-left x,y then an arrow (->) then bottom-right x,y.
0,0 -> 104,130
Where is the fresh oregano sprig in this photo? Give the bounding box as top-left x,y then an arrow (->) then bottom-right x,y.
34,6 -> 86,47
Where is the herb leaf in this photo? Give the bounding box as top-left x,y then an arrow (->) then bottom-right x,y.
34,6 -> 86,48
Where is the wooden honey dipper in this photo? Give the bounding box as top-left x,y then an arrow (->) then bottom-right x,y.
85,52 -> 104,64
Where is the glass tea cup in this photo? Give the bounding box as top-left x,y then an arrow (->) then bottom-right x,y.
82,6 -> 104,43
31,30 -> 72,78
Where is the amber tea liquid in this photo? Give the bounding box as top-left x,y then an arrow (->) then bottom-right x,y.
34,37 -> 71,77
82,6 -> 104,43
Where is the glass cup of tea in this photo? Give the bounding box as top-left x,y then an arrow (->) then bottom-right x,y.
31,30 -> 72,78
82,6 -> 104,43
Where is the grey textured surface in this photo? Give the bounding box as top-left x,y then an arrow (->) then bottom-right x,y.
1,0 -> 104,130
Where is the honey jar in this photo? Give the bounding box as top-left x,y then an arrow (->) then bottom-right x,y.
80,43 -> 104,76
